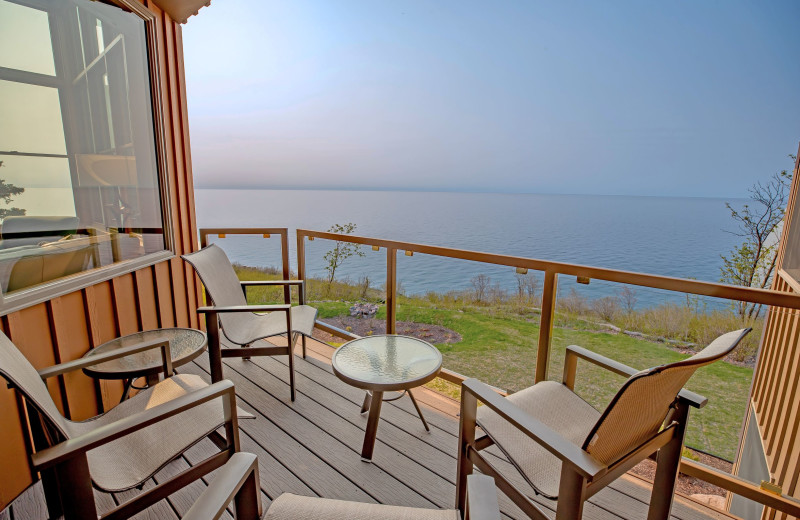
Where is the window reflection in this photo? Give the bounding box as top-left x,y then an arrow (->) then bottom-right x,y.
0,0 -> 167,296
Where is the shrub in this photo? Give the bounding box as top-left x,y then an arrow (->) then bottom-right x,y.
592,296 -> 621,322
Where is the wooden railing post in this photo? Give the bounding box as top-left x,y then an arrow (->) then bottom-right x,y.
280,230 -> 291,305
535,270 -> 558,383
296,232 -> 308,357
386,248 -> 397,334
296,232 -> 306,306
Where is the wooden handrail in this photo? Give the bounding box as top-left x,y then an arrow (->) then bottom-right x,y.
296,229 -> 800,309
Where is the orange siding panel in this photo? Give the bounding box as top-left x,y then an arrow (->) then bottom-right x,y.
48,293 -> 98,421
170,257 -> 190,328
134,268 -> 160,330
112,275 -> 139,337
0,386 -> 32,508
6,306 -> 64,414
154,261 -> 177,327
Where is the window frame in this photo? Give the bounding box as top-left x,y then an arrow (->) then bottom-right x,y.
0,0 -> 176,315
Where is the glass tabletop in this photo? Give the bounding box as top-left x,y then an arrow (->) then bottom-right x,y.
82,328 -> 207,379
332,335 -> 442,389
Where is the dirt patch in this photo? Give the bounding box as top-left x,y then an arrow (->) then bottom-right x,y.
629,448 -> 732,498
317,316 -> 462,344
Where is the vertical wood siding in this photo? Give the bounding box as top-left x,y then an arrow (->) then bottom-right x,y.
0,1 -> 200,509
748,148 -> 800,520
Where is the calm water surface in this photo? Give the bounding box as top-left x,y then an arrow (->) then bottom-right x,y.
195,189 -> 745,309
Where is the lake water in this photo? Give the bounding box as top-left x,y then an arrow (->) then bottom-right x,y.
194,189 -> 746,309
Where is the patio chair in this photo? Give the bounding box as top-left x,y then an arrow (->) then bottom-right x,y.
183,452 -> 262,520
456,328 -> 751,520
183,244 -> 318,401
185,450 -> 498,520
0,330 -> 243,520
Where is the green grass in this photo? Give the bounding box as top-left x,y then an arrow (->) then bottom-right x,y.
234,264 -> 753,461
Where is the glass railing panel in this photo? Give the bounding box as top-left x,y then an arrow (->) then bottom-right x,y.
548,279 -> 757,465
202,233 -> 300,305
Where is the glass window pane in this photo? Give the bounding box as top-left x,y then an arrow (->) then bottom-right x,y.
0,0 -> 56,76
0,0 -> 168,298
0,80 -> 67,155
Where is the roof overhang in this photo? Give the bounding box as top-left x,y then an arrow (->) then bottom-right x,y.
151,0 -> 211,24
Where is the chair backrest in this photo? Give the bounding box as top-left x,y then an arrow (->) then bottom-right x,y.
0,331 -> 71,437
182,245 -> 251,344
582,328 -> 750,465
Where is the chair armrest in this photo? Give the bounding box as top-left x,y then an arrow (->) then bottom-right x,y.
240,280 -> 304,287
197,304 -> 290,314
183,452 -> 260,520
466,474 -> 501,520
31,380 -> 237,471
564,345 -> 708,408
564,345 -> 638,380
462,379 -> 605,479
37,339 -> 172,381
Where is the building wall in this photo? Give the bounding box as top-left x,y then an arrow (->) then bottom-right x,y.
741,147 -> 800,520
0,0 -> 201,509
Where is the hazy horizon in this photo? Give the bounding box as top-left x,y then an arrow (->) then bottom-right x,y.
194,185 -> 751,202
184,1 -> 800,198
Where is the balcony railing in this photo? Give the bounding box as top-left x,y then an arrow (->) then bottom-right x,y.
200,227 -> 800,518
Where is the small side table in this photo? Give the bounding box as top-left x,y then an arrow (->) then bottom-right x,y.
331,334 -> 442,461
82,328 -> 207,402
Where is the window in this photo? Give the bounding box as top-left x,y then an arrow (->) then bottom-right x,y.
0,0 -> 170,307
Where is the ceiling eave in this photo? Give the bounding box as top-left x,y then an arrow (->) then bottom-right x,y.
150,0 -> 211,24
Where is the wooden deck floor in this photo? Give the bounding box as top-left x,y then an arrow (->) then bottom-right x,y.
5,337 -> 736,520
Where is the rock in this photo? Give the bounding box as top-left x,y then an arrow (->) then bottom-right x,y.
624,330 -> 646,338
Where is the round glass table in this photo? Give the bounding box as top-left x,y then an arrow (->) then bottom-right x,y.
331,334 -> 442,460
82,328 -> 207,401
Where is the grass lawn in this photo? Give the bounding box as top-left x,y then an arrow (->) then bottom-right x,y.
314,300 -> 752,461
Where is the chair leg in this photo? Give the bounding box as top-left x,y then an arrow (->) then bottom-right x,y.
207,317 -> 225,383
456,387 -> 478,514
302,335 -> 307,358
40,467 -> 64,520
233,461 -> 262,520
55,455 -> 97,520
647,403 -> 689,520
556,468 -> 586,520
288,343 -> 296,402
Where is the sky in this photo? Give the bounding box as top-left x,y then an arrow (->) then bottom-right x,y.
182,1 -> 800,198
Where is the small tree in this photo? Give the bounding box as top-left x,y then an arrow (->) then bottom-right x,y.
721,155 -> 795,319
592,295 -> 620,322
0,161 -> 26,220
323,222 -> 364,291
619,286 -> 637,314
470,274 -> 490,303
515,273 -> 539,303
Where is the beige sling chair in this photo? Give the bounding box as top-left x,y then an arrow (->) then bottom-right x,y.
456,328 -> 751,520
0,331 -> 243,520
183,244 -> 318,401
185,451 -> 500,520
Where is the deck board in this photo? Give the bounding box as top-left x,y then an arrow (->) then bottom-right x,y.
6,338 -> 736,520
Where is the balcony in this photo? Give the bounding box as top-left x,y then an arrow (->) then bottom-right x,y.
4,336 -> 736,520
4,226 -> 800,520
